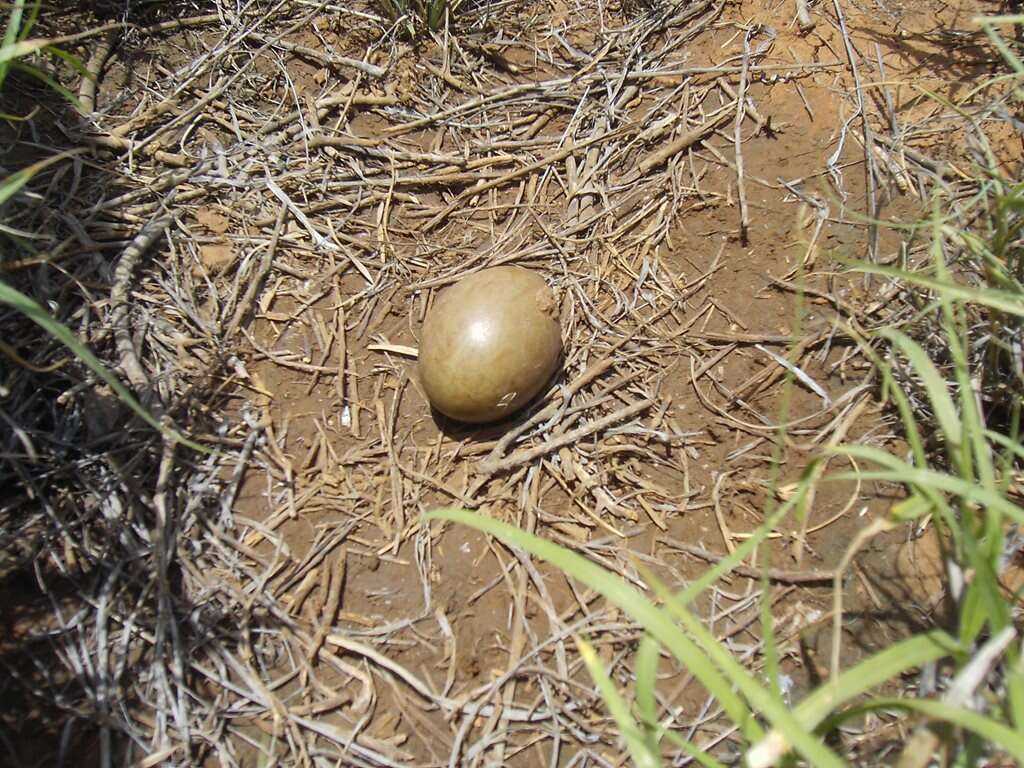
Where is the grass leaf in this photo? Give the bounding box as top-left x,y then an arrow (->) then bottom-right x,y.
640,566 -> 847,768
878,327 -> 962,459
0,35 -> 50,66
424,507 -> 764,741
675,468 -> 811,607
635,633 -> 660,740
828,449 -> 1024,526
0,147 -> 83,208
824,697 -> 1024,760
851,262 -> 1024,318
660,730 -> 730,768
0,278 -> 210,454
10,59 -> 83,111
575,636 -> 662,768
795,630 -> 961,729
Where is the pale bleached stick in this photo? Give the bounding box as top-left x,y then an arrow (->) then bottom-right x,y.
796,0 -> 815,32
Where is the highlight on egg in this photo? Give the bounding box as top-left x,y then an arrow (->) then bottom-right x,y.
417,266 -> 562,423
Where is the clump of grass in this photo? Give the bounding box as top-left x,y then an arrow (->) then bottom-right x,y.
0,0 -> 87,116
428,507 -> 996,767
0,1 -> 190,443
377,0 -> 463,35
428,15 -> 1024,768
875,15 -> 1024,440
0,3 -> 207,761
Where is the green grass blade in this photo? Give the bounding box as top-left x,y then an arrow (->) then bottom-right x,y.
829,444 -> 915,473
0,219 -> 47,238
823,697 -> 1024,760
0,147 -> 83,208
1008,654 -> 1024,734
889,492 -> 937,523
0,36 -> 51,66
851,262 -> 1024,318
749,632 -> 960,765
828,459 -> 1024,526
979,18 -> 1024,74
793,630 -> 961,728
856,330 -> 929,467
2,1 -> 26,48
759,542 -> 782,704
959,576 -> 993,644
576,636 -> 662,768
427,0 -> 446,30
986,430 -> 1024,461
640,567 -> 847,768
836,422 -> 1011,639
0,106 -> 37,121
828,336 -> 959,531
20,0 -> 40,38
660,730 -> 729,768
829,444 -> 1024,521
675,470 -> 809,607
0,161 -> 38,207
988,427 -> 1024,495
0,0 -> 28,87
878,328 -> 962,460
10,60 -> 83,111
931,213 -> 998,499
0,278 -> 209,453
425,507 -> 764,741
46,44 -> 92,81
635,633 -> 660,739
975,14 -> 1024,22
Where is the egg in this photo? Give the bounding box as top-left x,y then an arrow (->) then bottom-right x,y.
418,266 -> 562,423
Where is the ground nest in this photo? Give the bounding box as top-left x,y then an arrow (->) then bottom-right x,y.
1,0 -> 1021,765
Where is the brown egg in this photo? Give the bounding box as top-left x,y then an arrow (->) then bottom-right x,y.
418,266 -> 562,423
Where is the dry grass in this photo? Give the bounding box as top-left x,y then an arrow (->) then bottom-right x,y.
1,0 -> 1020,765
